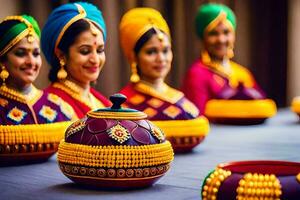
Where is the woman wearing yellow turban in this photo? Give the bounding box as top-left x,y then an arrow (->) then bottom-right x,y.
182,3 -> 276,124
119,8 -> 209,153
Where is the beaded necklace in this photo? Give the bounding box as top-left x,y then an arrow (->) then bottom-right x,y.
134,81 -> 183,104
53,80 -> 104,110
0,84 -> 42,105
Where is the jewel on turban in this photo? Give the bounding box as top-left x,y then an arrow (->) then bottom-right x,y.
119,7 -> 170,64
195,3 -> 236,39
41,2 -> 106,68
0,15 -> 40,56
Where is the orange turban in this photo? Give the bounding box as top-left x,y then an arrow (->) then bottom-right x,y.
119,7 -> 170,64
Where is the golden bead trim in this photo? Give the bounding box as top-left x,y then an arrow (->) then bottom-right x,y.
202,168 -> 232,200
59,162 -> 170,180
0,121 -> 72,145
297,173 -> 300,183
152,116 -> 210,137
0,85 -> 42,105
0,143 -> 58,154
236,173 -> 282,199
58,140 -> 174,168
87,110 -> 147,120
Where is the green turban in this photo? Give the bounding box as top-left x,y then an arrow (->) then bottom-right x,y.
195,3 -> 236,38
0,15 -> 41,56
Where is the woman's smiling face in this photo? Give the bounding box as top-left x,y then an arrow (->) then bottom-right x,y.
136,33 -> 173,82
65,28 -> 105,87
4,37 -> 41,89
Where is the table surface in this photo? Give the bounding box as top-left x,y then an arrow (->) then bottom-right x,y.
1,109 -> 299,200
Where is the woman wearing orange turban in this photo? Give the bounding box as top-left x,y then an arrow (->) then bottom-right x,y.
119,8 -> 209,153
182,3 -> 276,124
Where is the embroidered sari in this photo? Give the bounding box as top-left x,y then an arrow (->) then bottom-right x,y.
45,80 -> 111,119
0,85 -> 74,125
120,81 -> 209,152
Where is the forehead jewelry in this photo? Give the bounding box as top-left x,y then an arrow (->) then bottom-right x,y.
148,18 -> 164,42
2,16 -> 35,43
87,20 -> 101,36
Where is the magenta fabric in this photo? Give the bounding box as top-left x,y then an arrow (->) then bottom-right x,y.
181,59 -> 266,113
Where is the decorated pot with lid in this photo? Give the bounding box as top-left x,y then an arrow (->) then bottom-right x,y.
57,94 -> 174,189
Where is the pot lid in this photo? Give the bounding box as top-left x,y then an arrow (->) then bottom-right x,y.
87,93 -> 147,120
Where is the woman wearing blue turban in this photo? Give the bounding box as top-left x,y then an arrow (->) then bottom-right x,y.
41,2 -> 110,119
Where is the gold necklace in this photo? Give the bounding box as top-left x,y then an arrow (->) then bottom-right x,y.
135,81 -> 183,104
53,80 -> 104,110
0,84 -> 42,105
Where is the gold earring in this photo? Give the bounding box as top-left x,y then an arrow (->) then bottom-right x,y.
201,50 -> 212,64
227,43 -> 234,59
130,62 -> 140,83
57,59 -> 67,80
0,64 -> 9,86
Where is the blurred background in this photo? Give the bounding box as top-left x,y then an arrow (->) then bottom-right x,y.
1,0 -> 299,108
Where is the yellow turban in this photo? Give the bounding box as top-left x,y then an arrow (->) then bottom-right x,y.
119,7 -> 170,64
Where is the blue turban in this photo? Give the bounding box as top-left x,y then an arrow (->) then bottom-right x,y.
41,2 -> 106,68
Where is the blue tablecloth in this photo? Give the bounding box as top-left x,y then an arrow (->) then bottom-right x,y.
0,109 -> 299,200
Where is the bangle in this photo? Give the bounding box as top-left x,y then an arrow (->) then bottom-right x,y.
201,160 -> 300,200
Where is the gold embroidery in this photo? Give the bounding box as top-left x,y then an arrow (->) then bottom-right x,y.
7,107 -> 27,123
47,93 -> 61,105
39,106 -> 57,122
108,124 -> 130,144
143,107 -> 157,118
147,98 -> 163,108
0,97 -> 8,107
163,105 -> 181,118
181,99 -> 199,117
129,94 -> 145,105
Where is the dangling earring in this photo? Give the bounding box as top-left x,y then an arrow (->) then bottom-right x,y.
130,62 -> 140,83
57,59 -> 67,80
201,50 -> 212,64
0,64 -> 9,86
227,43 -> 234,59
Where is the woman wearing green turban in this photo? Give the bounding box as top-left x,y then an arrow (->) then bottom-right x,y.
182,3 -> 276,124
0,15 -> 75,125
0,15 -> 75,165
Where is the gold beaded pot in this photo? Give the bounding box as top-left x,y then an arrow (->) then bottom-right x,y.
201,160 -> 300,200
57,94 -> 174,189
0,121 -> 71,165
291,96 -> 300,118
